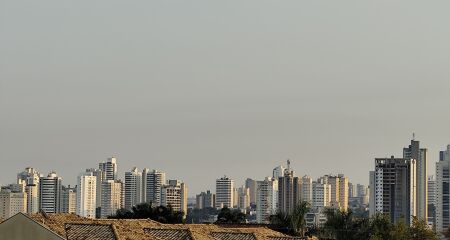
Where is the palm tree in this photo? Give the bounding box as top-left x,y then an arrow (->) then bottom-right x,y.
270,201 -> 310,237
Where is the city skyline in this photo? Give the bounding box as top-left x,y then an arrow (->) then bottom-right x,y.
2,0 -> 450,196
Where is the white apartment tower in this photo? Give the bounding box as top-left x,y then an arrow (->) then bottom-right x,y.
17,167 -> 41,214
77,172 -> 97,219
256,177 -> 278,223
125,167 -> 143,210
237,186 -> 250,213
436,145 -> 450,233
160,180 -> 188,214
312,181 -> 331,210
216,176 -> 234,208
146,170 -> 166,205
0,189 -> 27,219
101,180 -> 122,218
196,191 -> 215,209
39,172 -> 62,213
61,185 -> 77,214
85,168 -> 105,217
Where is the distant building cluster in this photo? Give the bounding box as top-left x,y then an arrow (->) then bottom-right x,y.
0,157 -> 187,220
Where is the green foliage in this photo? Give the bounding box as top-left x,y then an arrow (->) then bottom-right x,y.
108,202 -> 184,224
322,211 -> 437,240
216,207 -> 246,224
270,201 -> 311,237
186,207 -> 219,223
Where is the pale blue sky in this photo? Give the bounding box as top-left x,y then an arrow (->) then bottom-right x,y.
1,0 -> 450,195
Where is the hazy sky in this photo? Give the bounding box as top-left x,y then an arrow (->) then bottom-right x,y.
1,1 -> 450,196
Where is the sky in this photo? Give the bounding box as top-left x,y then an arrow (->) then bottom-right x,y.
1,0 -> 450,196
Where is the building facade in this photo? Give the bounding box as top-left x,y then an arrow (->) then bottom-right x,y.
39,172 -> 62,213
101,180 -> 122,218
125,167 -> 143,210
76,172 -> 97,219
146,170 -> 166,205
216,176 -> 234,209
256,177 -> 278,223
0,189 -> 27,219
196,190 -> 215,209
436,145 -> 450,233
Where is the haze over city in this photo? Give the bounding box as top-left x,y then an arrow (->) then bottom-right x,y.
2,0 -> 450,196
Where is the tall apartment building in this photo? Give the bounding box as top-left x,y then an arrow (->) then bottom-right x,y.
273,165 -> 286,180
0,189 -> 27,219
301,176 -> 313,204
370,156 -> 417,224
436,145 -> 450,233
403,139 -> 428,220
17,167 -> 41,214
99,157 -> 118,181
146,170 -> 166,205
77,172 -> 97,219
312,180 -> 331,210
237,186 -> 250,213
348,182 -> 356,198
125,167 -> 143,210
100,180 -> 122,218
256,177 -> 278,223
278,160 -> 301,214
196,190 -> 215,209
216,176 -> 234,208
245,178 -> 257,205
321,175 -> 348,211
142,168 -> 150,203
160,180 -> 188,214
427,175 -> 436,226
39,172 -> 62,213
85,168 -> 104,218
61,185 -> 77,214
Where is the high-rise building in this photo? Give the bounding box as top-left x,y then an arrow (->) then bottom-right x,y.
348,182 -> 356,198
403,138 -> 428,220
273,165 -> 286,180
146,170 -> 166,205
160,180 -> 188,214
85,168 -> 104,218
125,167 -> 143,210
39,172 -> 62,213
301,176 -> 313,204
77,172 -> 97,219
371,156 -> 417,224
427,175 -> 436,227
101,180 -> 122,218
142,168 -> 150,203
256,177 -> 278,223
61,185 -> 77,214
278,160 -> 301,214
321,175 -> 348,211
245,178 -> 257,205
237,186 -> 250,213
216,176 -> 234,209
0,189 -> 27,219
196,191 -> 215,209
436,145 -> 450,233
17,167 -> 40,214
99,157 -> 118,181
357,184 -> 367,197
312,181 -> 331,210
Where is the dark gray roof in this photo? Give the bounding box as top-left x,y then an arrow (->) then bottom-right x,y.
269,237 -> 305,240
65,223 -> 117,240
144,228 -> 193,240
210,232 -> 257,240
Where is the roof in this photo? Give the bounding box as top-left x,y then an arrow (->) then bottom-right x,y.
23,213 -> 310,240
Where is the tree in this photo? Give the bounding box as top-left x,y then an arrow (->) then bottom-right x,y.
269,201 -> 310,237
216,207 -> 246,224
108,202 -> 184,224
409,216 -> 437,240
323,208 -> 355,240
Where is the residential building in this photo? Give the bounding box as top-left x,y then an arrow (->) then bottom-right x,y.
436,145 -> 450,233
146,170 -> 166,205
60,185 -> 76,214
256,177 -> 278,223
428,175 -> 436,227
39,172 -> 62,213
312,180 -> 331,210
272,165 -> 285,180
77,172 -> 97,219
85,168 -> 104,218
125,167 -> 143,210
160,180 -> 188,214
101,180 -> 122,218
0,189 -> 27,219
196,190 -> 215,209
99,157 -> 118,181
371,156 -> 417,224
237,186 -> 250,213
278,160 -> 301,214
403,138 -> 428,220
215,176 -> 234,208
245,178 -> 257,205
17,167 -> 41,214
348,182 -> 356,198
301,175 -> 313,204
142,168 -> 150,203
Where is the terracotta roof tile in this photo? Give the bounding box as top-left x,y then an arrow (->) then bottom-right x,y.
65,223 -> 117,240
210,232 -> 257,240
144,228 -> 193,240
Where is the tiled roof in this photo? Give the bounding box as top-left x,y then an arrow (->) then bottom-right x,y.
144,228 -> 193,240
25,213 -> 305,240
65,223 -> 117,240
210,232 -> 257,240
269,237 -> 305,240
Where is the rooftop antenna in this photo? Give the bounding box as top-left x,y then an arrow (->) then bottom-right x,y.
413,132 -> 415,141
287,159 -> 291,171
